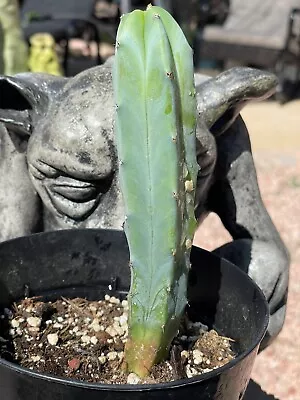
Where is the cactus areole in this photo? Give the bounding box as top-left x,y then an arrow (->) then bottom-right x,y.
113,5 -> 198,377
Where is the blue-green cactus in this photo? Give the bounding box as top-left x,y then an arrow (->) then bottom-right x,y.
113,5 -> 198,377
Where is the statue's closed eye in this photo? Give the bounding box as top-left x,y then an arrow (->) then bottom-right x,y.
28,157 -> 115,220
29,160 -> 60,180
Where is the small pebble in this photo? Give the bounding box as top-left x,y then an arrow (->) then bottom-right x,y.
90,336 -> 98,345
119,315 -> 128,326
28,327 -> 40,334
31,355 -> 41,362
121,300 -> 128,308
186,365 -> 198,378
81,335 -> 91,344
181,350 -> 189,359
98,356 -> 107,364
27,317 -> 41,328
53,323 -> 63,329
107,351 -> 118,361
106,326 -> 118,337
47,333 -> 59,346
193,349 -> 203,365
112,324 -> 124,336
90,319 -> 101,332
109,296 -> 120,305
127,373 -> 141,384
11,319 -> 20,328
202,368 -> 213,373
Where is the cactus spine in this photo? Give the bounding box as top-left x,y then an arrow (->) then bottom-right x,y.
113,6 -> 198,377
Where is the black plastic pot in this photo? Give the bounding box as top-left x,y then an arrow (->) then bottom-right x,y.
0,229 -> 269,400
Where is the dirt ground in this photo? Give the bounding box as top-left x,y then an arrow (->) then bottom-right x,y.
242,100 -> 300,152
194,99 -> 300,400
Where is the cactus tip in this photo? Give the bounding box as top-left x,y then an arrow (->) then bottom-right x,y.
146,3 -> 153,10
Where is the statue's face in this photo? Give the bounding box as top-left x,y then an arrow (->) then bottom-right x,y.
0,61 -> 125,231
0,59 -> 276,232
26,73 -> 116,222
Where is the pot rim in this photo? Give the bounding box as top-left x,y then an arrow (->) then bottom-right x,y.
0,229 -> 269,391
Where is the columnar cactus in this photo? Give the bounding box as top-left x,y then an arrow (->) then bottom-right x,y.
0,0 -> 28,75
113,6 -> 198,377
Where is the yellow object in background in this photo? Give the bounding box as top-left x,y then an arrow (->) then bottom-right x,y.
28,33 -> 63,76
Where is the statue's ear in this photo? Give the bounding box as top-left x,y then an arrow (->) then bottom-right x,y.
0,73 -> 67,136
195,67 -> 277,136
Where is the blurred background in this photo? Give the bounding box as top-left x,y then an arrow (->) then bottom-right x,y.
1,1 -> 299,399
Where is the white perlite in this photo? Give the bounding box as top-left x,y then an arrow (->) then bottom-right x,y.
193,349 -> 203,365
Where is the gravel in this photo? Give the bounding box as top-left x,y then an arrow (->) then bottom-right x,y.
194,151 -> 300,400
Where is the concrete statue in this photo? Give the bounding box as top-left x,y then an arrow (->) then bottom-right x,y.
0,57 -> 289,348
